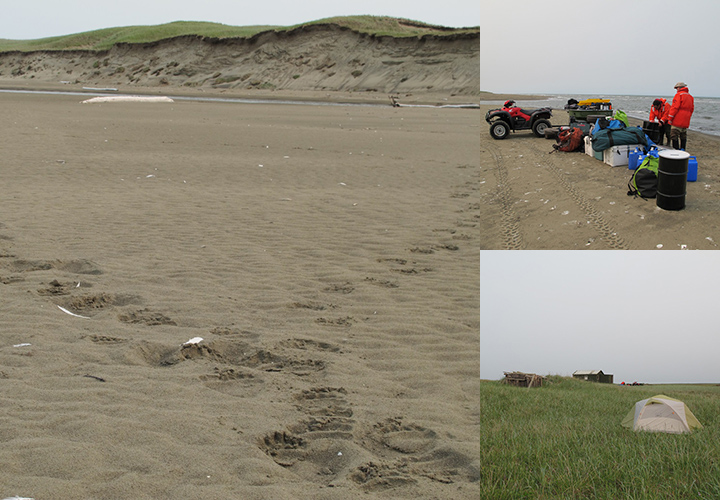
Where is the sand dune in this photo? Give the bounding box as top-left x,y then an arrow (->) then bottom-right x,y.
0,24 -> 479,98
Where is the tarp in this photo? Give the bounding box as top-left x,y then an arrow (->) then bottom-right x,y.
621,394 -> 702,434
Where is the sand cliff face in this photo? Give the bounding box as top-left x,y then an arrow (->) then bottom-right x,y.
0,24 -> 479,95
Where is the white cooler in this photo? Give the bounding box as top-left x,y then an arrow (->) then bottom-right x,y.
603,144 -> 644,167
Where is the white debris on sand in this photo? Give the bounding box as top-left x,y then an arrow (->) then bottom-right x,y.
82,96 -> 174,104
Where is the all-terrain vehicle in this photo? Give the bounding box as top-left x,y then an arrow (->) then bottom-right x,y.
485,100 -> 553,140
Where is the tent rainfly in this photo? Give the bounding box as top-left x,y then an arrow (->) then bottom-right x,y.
621,394 -> 702,434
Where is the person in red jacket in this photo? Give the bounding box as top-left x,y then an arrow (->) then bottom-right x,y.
667,82 -> 695,150
649,98 -> 671,145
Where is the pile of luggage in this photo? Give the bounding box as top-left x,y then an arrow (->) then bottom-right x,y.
548,109 -> 699,209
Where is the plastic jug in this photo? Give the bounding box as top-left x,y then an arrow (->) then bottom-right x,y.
628,148 -> 643,170
687,155 -> 698,182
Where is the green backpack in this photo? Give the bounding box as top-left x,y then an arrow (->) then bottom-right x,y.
627,155 -> 659,199
614,109 -> 629,127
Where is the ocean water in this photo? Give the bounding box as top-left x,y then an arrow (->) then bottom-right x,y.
486,94 -> 720,137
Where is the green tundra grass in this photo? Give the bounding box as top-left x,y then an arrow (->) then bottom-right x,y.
0,16 -> 479,52
481,376 -> 720,499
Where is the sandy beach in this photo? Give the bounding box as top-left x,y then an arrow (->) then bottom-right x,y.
0,91 -> 480,499
480,103 -> 720,250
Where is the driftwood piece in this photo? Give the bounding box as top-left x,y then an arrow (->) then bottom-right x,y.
503,371 -> 545,388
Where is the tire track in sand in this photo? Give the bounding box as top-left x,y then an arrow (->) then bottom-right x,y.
539,153 -> 628,249
486,144 -> 524,250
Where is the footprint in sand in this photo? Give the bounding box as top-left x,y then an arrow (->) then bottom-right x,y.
87,334 -> 127,344
349,460 -> 416,490
200,367 -> 263,398
390,267 -> 433,275
241,349 -> 327,375
315,316 -> 355,327
323,282 -> 355,294
360,418 -> 437,456
3,258 -> 102,275
118,308 -> 177,326
353,417 -> 479,488
1,274 -> 25,284
409,247 -> 435,254
259,387 -> 359,483
279,338 -> 341,353
376,257 -> 433,276
37,279 -> 77,296
57,292 -> 138,317
208,326 -> 261,342
364,277 -> 399,288
290,301 -> 337,311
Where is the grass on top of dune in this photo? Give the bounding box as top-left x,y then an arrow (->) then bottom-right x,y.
0,16 -> 479,52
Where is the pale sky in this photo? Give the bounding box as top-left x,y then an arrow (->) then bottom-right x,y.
481,251 -> 720,384
1,1 -> 479,40
481,0 -> 720,98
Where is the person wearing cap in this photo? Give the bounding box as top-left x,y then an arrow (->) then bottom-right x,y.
667,82 -> 694,150
649,98 -> 671,146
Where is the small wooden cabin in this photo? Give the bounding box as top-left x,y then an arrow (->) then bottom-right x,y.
503,371 -> 545,388
573,370 -> 613,384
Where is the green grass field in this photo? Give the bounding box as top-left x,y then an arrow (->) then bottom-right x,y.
481,376 -> 720,499
0,16 -> 479,52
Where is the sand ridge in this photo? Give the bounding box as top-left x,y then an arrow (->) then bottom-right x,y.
0,24 -> 479,99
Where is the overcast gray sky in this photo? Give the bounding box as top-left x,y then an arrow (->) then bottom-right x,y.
481,0 -> 720,98
481,251 -> 720,384
1,1 -> 478,40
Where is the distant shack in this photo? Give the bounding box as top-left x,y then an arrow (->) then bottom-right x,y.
573,370 -> 614,384
503,371 -> 545,388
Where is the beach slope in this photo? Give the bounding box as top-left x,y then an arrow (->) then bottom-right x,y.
0,92 -> 480,498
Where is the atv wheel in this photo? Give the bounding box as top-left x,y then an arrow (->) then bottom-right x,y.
533,119 -> 551,137
489,121 -> 510,140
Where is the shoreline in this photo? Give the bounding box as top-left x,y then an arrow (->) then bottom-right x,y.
479,91 -> 546,101
0,80 -> 483,107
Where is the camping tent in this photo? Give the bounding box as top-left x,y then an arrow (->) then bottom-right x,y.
621,394 -> 702,434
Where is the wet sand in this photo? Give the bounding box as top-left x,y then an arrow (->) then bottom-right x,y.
0,91 -> 480,499
481,105 -> 720,249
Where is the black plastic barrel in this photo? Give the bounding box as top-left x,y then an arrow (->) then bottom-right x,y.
657,150 -> 689,211
643,120 -> 661,143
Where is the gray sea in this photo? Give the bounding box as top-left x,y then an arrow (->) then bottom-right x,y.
486,94 -> 720,137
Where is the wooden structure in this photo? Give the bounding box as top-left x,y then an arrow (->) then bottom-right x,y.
503,371 -> 545,388
573,370 -> 614,384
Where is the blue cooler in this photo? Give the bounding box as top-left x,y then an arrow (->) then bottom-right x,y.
688,155 -> 698,182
